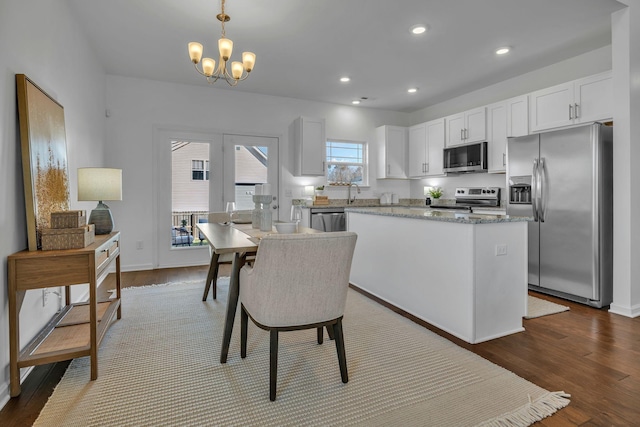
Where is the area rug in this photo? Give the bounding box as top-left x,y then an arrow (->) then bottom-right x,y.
525,295 -> 570,319
35,278 -> 569,427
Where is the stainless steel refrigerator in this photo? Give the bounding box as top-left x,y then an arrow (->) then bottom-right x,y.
506,123 -> 613,308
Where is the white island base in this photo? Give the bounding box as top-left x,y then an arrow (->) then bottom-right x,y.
347,210 -> 528,344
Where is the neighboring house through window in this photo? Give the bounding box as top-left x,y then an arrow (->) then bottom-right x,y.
326,140 -> 367,185
191,159 -> 209,181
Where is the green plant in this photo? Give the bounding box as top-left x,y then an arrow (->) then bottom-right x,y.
315,185 -> 324,191
428,187 -> 443,199
181,219 -> 188,227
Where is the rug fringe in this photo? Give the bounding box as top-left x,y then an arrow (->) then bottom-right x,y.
477,391 -> 571,427
108,278 -> 230,292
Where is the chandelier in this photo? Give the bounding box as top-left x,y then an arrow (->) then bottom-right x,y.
187,0 -> 256,86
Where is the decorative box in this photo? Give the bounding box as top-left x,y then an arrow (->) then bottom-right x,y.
314,196 -> 330,206
51,210 -> 87,229
41,224 -> 95,251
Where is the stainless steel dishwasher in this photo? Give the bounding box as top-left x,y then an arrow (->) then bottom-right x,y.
310,208 -> 346,232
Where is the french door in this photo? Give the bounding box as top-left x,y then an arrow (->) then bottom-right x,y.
154,129 -> 279,268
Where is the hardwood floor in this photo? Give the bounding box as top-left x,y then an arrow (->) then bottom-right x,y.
2,265 -> 639,426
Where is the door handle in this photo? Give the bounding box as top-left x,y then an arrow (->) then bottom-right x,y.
539,158 -> 546,222
574,103 -> 579,119
532,159 -> 539,222
503,153 -> 506,166
465,128 -> 469,140
569,104 -> 573,120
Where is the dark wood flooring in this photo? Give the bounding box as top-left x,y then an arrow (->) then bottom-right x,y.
2,265 -> 639,426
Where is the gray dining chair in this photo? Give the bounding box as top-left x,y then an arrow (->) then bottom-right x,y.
239,231 -> 357,401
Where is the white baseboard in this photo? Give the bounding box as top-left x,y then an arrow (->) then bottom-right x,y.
609,303 -> 640,318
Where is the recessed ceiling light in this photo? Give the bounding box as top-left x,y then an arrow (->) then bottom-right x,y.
352,100 -> 361,105
495,46 -> 510,55
340,76 -> 351,83
411,25 -> 427,35
407,88 -> 418,93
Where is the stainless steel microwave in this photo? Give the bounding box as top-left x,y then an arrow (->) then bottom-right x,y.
443,141 -> 488,173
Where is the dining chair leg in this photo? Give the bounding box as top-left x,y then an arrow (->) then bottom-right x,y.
326,325 -> 335,340
241,305 -> 248,359
202,252 -> 221,301
317,327 -> 323,344
333,319 -> 348,384
270,330 -> 278,401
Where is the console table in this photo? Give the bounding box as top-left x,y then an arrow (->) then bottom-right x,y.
7,232 -> 122,397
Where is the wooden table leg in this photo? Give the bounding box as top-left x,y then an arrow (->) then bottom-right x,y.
220,252 -> 245,363
203,252 -> 220,301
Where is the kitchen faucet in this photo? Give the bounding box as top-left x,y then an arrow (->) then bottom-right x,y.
347,182 -> 360,205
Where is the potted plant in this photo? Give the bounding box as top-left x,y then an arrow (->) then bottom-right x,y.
428,187 -> 443,199
315,185 -> 325,196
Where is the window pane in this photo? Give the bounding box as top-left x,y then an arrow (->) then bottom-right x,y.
327,164 -> 363,184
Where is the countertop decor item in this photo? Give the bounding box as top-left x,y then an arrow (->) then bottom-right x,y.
187,0 -> 256,86
428,187 -> 443,199
78,168 -> 123,234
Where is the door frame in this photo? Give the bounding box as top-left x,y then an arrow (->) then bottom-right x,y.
152,126 -> 281,269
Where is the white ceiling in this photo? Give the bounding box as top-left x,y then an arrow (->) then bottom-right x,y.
66,0 -> 625,113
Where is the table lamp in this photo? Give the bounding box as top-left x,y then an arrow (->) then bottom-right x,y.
78,168 -> 122,234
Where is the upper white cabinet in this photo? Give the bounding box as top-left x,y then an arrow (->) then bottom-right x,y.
487,95 -> 528,173
529,71 -> 612,132
408,119 -> 445,178
292,116 -> 326,176
377,125 -> 407,179
445,106 -> 486,147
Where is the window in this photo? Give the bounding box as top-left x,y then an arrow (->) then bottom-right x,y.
326,140 -> 367,185
191,159 -> 209,181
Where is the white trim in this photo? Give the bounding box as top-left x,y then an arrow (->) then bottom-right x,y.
608,303 -> 640,318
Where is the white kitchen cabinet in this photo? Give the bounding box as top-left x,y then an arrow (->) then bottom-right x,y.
507,95 -> 529,138
445,106 -> 486,147
292,116 -> 326,176
377,125 -> 407,179
408,123 -> 427,178
529,71 -> 612,132
408,119 -> 445,178
487,101 -> 508,173
487,95 -> 528,173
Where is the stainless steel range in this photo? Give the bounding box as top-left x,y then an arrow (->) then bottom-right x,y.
430,187 -> 501,213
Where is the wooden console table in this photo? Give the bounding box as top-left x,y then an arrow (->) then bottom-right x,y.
7,232 -> 122,397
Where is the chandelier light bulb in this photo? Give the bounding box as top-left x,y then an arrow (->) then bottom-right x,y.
188,42 -> 204,64
202,58 -> 216,76
219,38 -> 233,61
231,61 -> 244,79
242,52 -> 256,72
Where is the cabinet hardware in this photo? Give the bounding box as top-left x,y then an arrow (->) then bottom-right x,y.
503,153 -> 506,166
460,129 -> 464,140
569,104 -> 573,120
574,103 -> 579,119
465,128 -> 469,140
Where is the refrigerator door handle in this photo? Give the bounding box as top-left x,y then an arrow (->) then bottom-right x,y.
532,159 -> 539,222
539,157 -> 547,222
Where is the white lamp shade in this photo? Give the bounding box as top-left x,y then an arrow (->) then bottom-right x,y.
78,168 -> 123,201
188,42 -> 203,63
202,58 -> 216,76
242,52 -> 256,72
218,38 -> 233,61
231,61 -> 243,79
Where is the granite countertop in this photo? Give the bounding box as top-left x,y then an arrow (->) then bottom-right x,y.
344,206 -> 531,224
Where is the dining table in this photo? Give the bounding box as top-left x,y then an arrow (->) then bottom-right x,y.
196,221 -> 320,363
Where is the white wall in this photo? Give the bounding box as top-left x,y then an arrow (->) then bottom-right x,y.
0,1 -> 107,406
104,75 -> 410,271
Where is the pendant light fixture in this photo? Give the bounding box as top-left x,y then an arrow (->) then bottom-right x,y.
187,0 -> 256,86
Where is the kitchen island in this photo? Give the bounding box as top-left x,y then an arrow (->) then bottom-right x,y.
346,207 -> 531,344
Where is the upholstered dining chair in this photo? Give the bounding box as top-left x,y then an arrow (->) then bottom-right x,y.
239,231 -> 358,401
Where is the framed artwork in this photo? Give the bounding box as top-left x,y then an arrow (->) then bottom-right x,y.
16,74 -> 70,251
